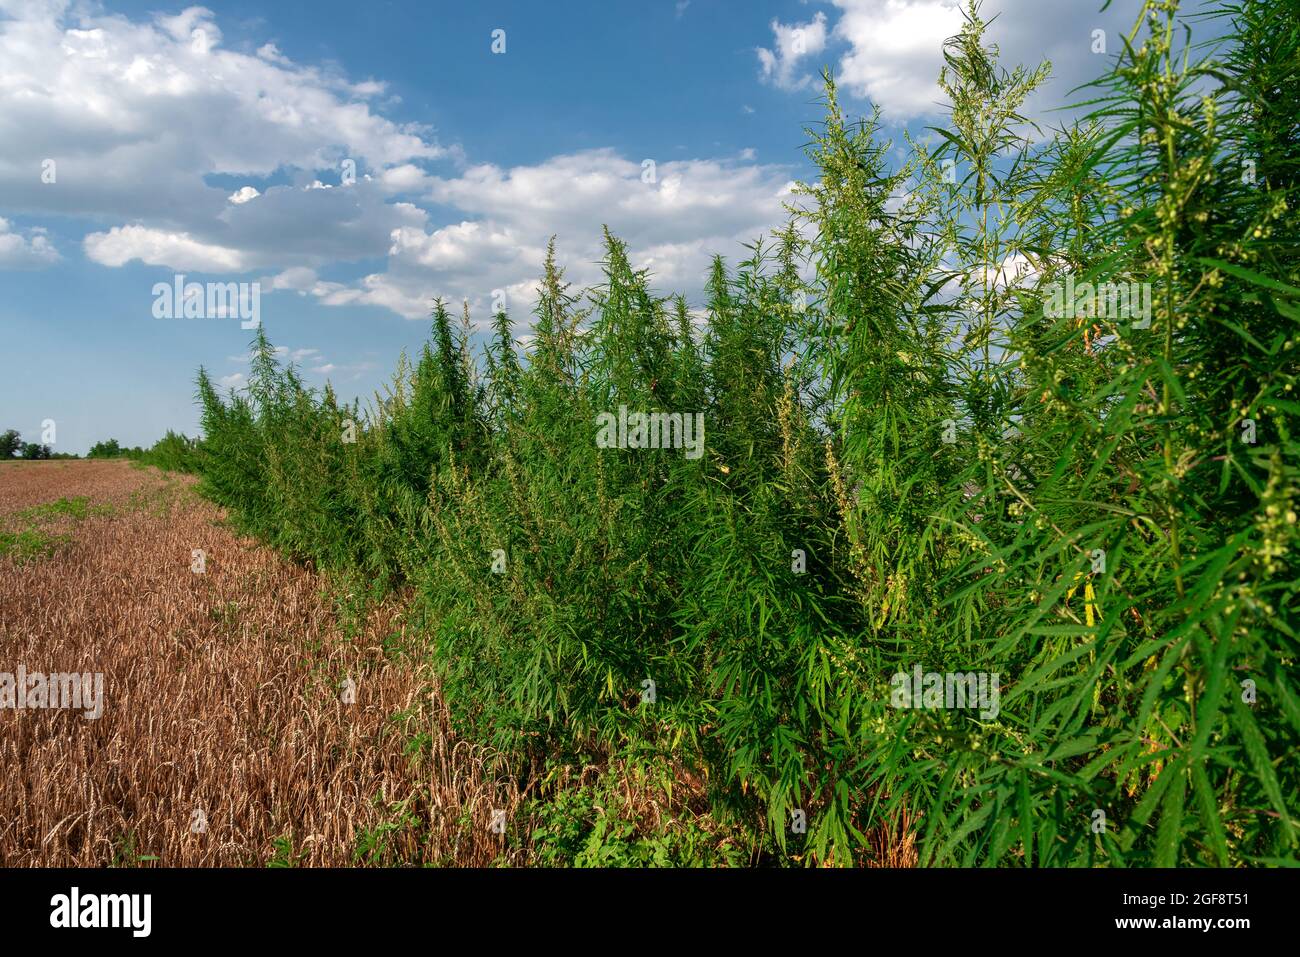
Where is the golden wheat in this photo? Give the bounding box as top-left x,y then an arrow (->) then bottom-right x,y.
0,461 -> 521,866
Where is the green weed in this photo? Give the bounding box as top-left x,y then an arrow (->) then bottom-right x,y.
184,0 -> 1299,867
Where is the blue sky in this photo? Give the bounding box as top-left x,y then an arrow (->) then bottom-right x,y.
1,0 -> 1165,453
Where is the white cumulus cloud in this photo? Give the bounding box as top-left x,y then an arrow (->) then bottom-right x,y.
308,149 -> 797,321
2,1 -> 808,325
760,0 -> 1161,121
83,224 -> 247,270
757,11 -> 828,90
0,216 -> 59,268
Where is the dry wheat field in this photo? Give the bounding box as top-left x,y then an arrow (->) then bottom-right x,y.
0,460 -> 521,866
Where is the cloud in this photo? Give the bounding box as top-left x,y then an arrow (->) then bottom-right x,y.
0,0 -> 446,263
378,163 -> 435,194
305,149 -> 797,321
973,252 -> 1037,292
262,266 -> 319,292
757,0 -> 1165,121
0,216 -> 59,267
832,0 -> 964,117
83,224 -> 247,270
207,179 -> 429,267
756,11 -> 828,90
255,42 -> 290,66
228,344 -> 318,364
1,2 -> 802,324
423,150 -> 791,246
224,343 -> 372,383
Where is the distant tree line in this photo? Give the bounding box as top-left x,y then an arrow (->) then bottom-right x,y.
0,428 -> 66,460
0,429 -> 199,468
